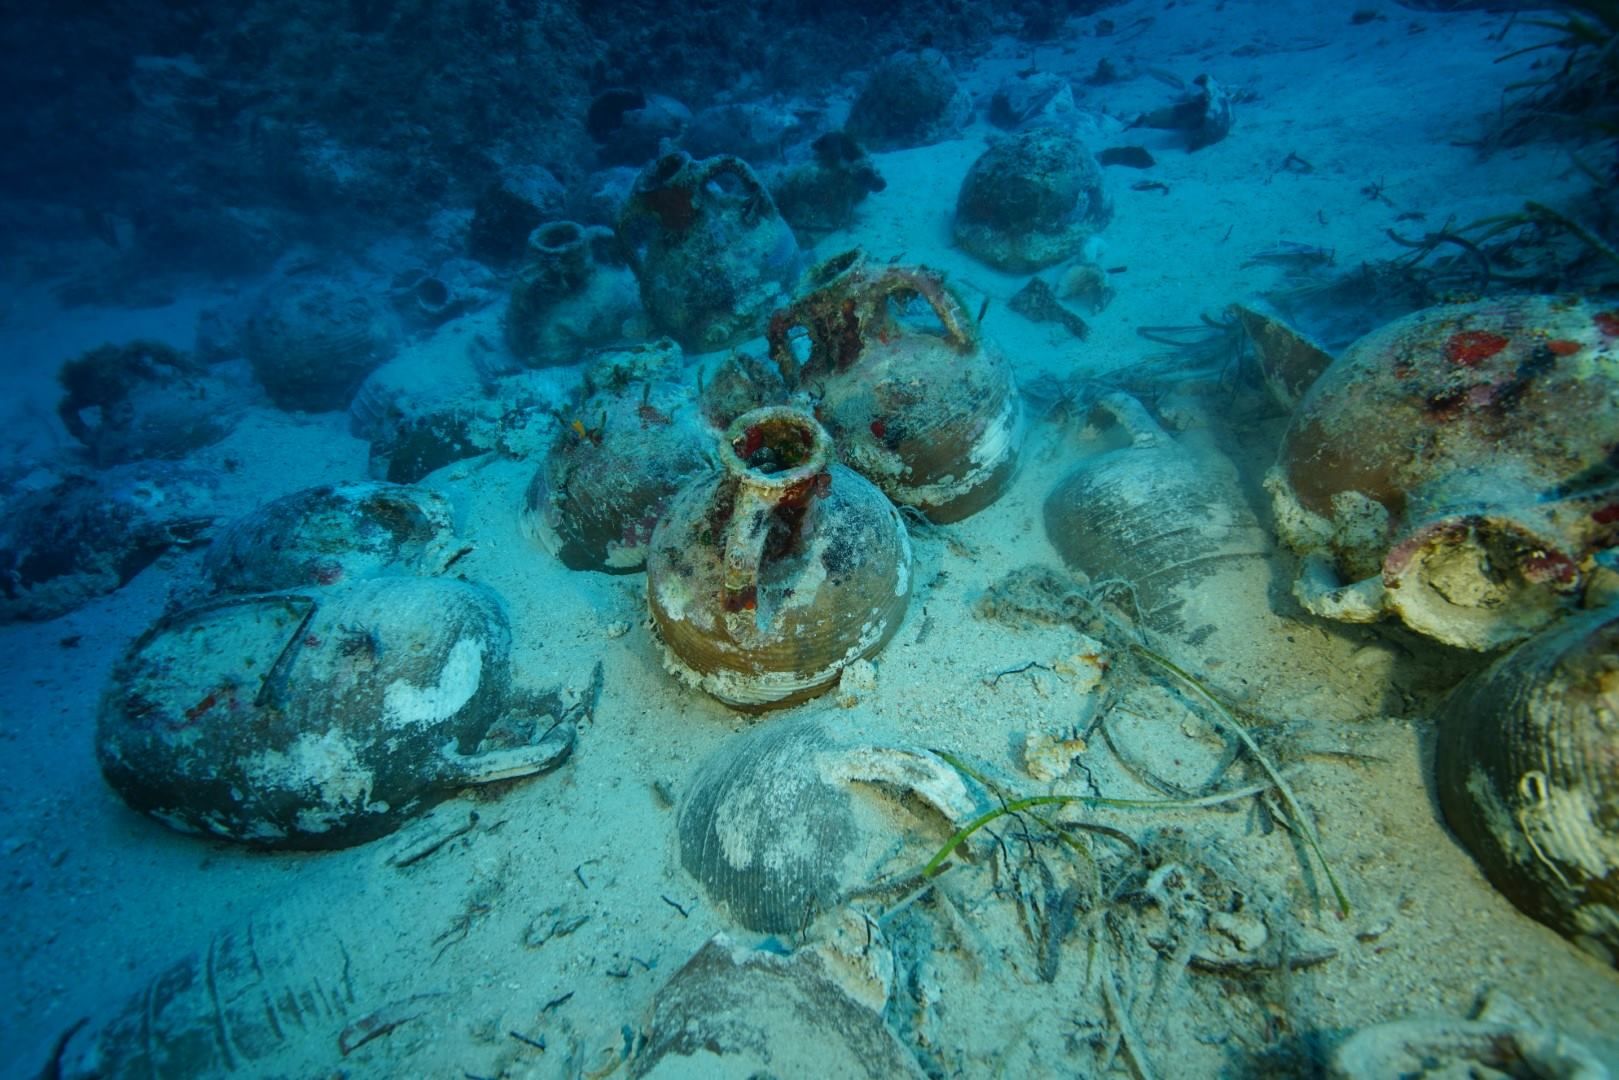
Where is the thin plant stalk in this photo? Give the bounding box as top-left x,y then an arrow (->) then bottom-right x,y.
1127,641 -> 1352,917
921,780 -> 1276,880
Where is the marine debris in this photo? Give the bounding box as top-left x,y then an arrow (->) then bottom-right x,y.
1486,1 -> 1619,149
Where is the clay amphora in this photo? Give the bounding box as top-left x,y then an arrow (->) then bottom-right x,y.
504,220 -> 643,367
1044,391 -> 1273,639
1267,295 -> 1619,650
96,576 -> 575,849
645,406 -> 911,710
767,251 -> 1022,522
1436,603 -> 1619,966
616,151 -> 801,353
523,341 -> 712,572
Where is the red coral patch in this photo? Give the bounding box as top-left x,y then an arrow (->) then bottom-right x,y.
1443,330 -> 1510,367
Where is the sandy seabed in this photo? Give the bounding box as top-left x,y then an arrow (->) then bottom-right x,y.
3,1 -> 1616,1076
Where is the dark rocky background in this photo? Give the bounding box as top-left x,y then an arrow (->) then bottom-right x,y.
0,0 -> 1110,293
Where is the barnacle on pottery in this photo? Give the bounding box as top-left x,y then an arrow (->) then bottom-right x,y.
953,127 -> 1112,273
523,341 -> 712,572
202,480 -> 460,594
240,278 -> 397,412
1267,295 -> 1619,649
768,252 -> 1023,522
645,407 -> 911,710
95,576 -> 575,849
1436,604 -> 1619,966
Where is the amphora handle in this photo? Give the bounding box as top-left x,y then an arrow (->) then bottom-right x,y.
766,252 -> 978,388
433,718 -> 576,787
620,152 -> 774,269
715,407 -> 832,631
693,154 -> 773,207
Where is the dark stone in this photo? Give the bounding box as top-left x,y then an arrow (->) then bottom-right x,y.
1098,146 -> 1156,168
586,89 -> 691,167
1009,278 -> 1091,340
845,49 -> 970,151
469,184 -> 548,267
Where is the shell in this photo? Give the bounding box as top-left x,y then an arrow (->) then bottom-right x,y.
1043,392 -> 1271,635
646,408 -> 911,710
240,279 -> 397,412
202,481 -> 460,594
676,720 -> 978,933
631,934 -> 926,1080
1269,295 -> 1619,650
1436,603 -> 1619,965
952,127 -> 1111,273
768,254 -> 1023,522
95,576 -> 573,849
522,342 -> 712,572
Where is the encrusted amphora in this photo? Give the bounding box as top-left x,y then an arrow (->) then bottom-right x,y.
645,406 -> 911,710
1266,295 -> 1619,650
766,251 -> 1022,522
616,151 -> 800,353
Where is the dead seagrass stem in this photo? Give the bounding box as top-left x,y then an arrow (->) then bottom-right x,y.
1127,640 -> 1352,918
968,567 -> 1353,919
920,779 -> 1280,879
